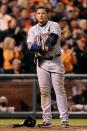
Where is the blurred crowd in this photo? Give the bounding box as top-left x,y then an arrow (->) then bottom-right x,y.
51,81 -> 87,112
68,82 -> 87,111
0,0 -> 87,74
0,96 -> 15,112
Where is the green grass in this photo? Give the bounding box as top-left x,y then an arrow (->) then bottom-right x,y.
0,119 -> 87,126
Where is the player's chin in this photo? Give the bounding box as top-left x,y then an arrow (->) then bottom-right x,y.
38,19 -> 45,23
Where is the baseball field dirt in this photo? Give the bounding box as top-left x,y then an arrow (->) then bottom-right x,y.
0,125 -> 87,131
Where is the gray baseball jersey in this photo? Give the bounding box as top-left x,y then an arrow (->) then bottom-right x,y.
27,20 -> 65,73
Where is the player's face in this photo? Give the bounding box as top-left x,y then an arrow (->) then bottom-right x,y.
36,9 -> 48,24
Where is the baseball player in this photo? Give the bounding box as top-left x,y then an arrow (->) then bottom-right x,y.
27,6 -> 69,128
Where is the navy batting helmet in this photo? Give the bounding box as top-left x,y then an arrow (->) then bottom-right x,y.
12,116 -> 36,128
23,116 -> 36,127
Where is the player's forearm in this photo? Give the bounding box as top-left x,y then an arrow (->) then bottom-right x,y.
27,42 -> 42,51
30,43 -> 42,51
28,42 -> 50,52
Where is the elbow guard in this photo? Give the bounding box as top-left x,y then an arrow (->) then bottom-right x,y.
45,33 -> 59,47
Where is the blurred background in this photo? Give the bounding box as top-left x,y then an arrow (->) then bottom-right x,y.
0,0 -> 87,117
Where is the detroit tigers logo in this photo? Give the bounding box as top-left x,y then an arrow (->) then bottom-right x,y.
35,33 -> 49,47
35,26 -> 50,46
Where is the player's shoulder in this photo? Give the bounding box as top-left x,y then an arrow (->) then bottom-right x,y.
48,20 -> 60,27
28,24 -> 37,33
29,25 -> 37,30
48,20 -> 59,25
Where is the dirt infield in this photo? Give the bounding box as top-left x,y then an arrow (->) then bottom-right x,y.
0,125 -> 87,131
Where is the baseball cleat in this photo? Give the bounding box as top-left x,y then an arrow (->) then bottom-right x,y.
38,122 -> 52,128
61,121 -> 69,128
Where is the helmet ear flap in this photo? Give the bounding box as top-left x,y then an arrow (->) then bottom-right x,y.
23,116 -> 36,127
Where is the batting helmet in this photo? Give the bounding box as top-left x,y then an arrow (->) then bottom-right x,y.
23,116 -> 36,127
12,116 -> 36,128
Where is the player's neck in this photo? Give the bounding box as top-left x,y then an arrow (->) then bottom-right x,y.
38,21 -> 48,27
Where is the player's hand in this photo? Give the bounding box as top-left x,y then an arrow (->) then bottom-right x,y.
42,45 -> 52,51
42,45 -> 48,51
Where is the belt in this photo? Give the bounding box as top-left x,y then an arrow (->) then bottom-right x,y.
44,54 -> 61,60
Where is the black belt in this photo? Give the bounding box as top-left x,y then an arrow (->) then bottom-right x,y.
44,54 -> 61,60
